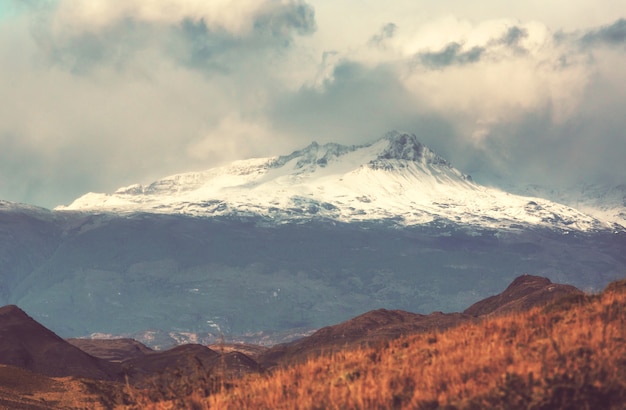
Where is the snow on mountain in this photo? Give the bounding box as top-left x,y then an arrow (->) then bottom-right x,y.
511,183 -> 626,229
56,132 -> 620,232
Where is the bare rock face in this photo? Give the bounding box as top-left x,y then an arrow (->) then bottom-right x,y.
377,132 -> 447,164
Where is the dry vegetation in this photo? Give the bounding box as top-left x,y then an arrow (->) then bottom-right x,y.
0,365 -> 124,410
122,279 -> 626,409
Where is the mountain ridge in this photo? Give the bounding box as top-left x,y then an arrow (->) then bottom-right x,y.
55,132 -> 621,232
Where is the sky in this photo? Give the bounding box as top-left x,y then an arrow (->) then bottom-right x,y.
1,0 -> 625,209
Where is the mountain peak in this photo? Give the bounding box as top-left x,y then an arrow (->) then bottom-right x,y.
0,304 -> 29,318
0,304 -> 118,379
375,131 -> 449,166
269,132 -> 450,172
381,132 -> 425,159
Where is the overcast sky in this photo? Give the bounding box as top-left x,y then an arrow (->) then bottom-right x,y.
1,1 -> 625,209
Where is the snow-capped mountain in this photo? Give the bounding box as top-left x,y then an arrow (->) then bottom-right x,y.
57,132 -> 621,232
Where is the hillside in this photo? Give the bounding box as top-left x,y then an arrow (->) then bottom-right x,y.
123,278 -> 626,409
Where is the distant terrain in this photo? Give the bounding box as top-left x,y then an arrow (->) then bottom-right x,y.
0,275 -> 623,409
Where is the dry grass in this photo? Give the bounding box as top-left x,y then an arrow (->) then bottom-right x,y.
121,279 -> 626,409
0,366 -> 124,410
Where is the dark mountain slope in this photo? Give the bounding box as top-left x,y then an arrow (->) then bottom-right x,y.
0,204 -> 63,305
0,305 -> 119,380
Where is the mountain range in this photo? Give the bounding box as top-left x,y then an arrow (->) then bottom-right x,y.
0,131 -> 624,348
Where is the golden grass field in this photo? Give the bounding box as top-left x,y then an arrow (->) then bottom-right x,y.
121,279 -> 626,409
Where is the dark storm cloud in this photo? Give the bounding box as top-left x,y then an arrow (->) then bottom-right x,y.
368,23 -> 397,46
461,74 -> 626,189
415,26 -> 530,70
270,61 -> 458,151
172,3 -> 315,73
499,26 -> 528,47
254,1 -> 316,36
28,0 -> 316,75
416,42 -> 485,69
581,18 -> 626,46
170,19 -> 239,74
32,19 -> 158,75
494,25 -> 530,55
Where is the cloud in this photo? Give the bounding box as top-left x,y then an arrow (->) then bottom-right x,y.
416,42 -> 485,69
368,23 -> 397,47
48,0 -> 315,36
170,3 -> 315,72
398,19 -> 590,128
270,60 -> 458,153
411,23 -> 538,70
22,0 -> 315,75
499,26 -> 529,47
581,18 -> 626,46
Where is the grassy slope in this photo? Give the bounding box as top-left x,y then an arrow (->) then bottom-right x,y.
123,279 -> 626,409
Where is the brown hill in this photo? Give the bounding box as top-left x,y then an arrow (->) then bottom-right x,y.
121,344 -> 219,383
260,309 -> 471,367
119,344 -> 262,404
200,278 -> 626,410
259,274 -> 583,367
463,274 -> 583,316
120,344 -> 261,388
66,338 -> 153,362
0,305 -> 119,380
216,351 -> 262,378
